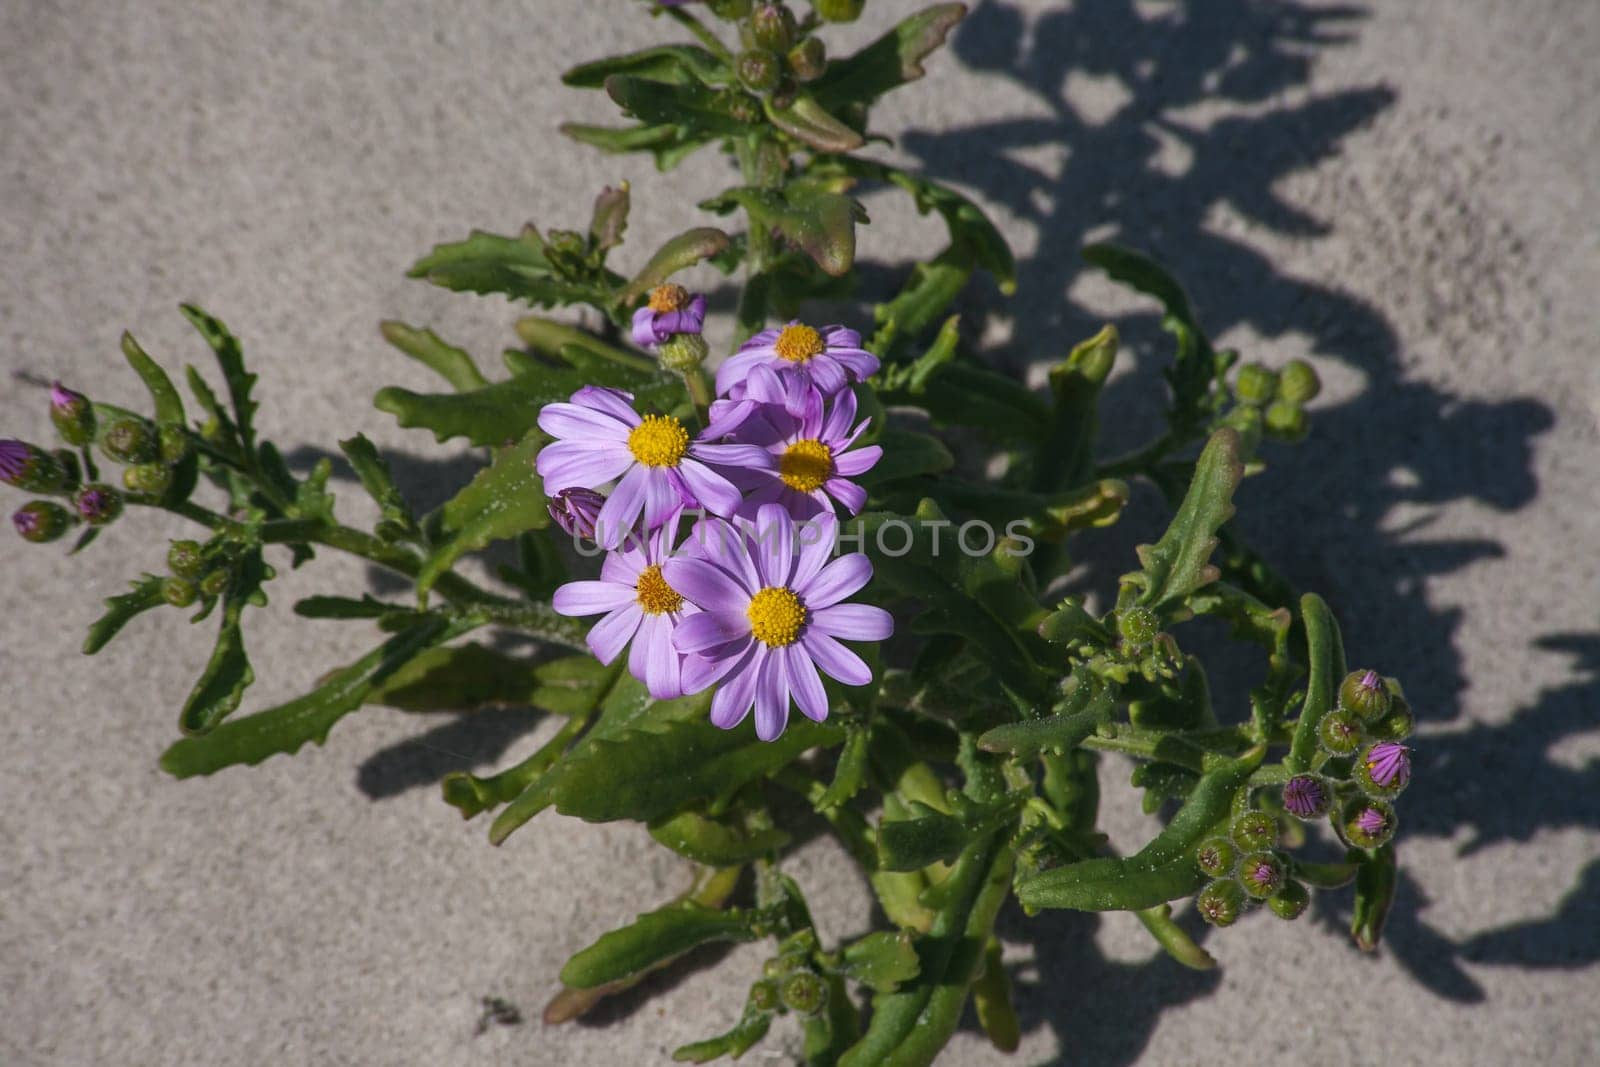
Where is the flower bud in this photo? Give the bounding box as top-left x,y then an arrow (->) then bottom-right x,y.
168,539 -> 205,579
549,487 -> 605,542
659,332 -> 710,373
1262,398 -> 1306,439
200,568 -> 231,599
816,0 -> 865,21
1267,879 -> 1310,920
787,36 -> 827,81
736,49 -> 782,93
74,484 -> 123,525
1230,810 -> 1278,852
1278,359 -> 1321,403
158,423 -> 191,464
1317,707 -> 1364,756
749,4 -> 797,52
1281,774 -> 1331,820
1117,605 -> 1159,646
1370,696 -> 1415,741
1195,837 -> 1237,878
1339,669 -> 1391,721
1342,798 -> 1396,849
123,462 -> 174,496
1238,851 -> 1286,899
1195,878 -> 1245,927
749,979 -> 781,1012
101,418 -> 157,464
0,439 -> 69,492
12,500 -> 71,543
49,382 -> 96,445
1234,363 -> 1278,406
162,577 -> 198,609
779,972 -> 826,1016
1354,741 -> 1412,798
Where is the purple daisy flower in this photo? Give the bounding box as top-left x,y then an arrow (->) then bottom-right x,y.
707,367 -> 881,520
664,504 -> 892,741
551,516 -> 698,700
1364,741 -> 1412,789
631,284 -> 708,348
715,322 -> 879,399
535,385 -> 769,548
549,487 -> 607,542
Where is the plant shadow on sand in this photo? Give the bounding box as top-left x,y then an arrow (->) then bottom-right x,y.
286,1 -> 1594,1057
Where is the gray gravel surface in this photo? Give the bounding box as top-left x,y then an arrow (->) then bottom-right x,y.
3,1 -> 1598,1064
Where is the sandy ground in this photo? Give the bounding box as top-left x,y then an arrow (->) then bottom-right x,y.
3,1 -> 1598,1064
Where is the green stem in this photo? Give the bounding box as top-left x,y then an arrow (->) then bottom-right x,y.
682,365 -> 716,426
1094,431 -> 1178,481
662,6 -> 732,62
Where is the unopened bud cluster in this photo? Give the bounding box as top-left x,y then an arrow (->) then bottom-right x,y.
1292,668 -> 1415,851
1194,809 -> 1307,927
1226,357 -> 1320,445
709,2 -> 826,100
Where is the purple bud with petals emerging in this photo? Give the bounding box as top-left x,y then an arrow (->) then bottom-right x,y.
49,382 -> 96,445
1282,775 -> 1331,820
1239,851 -> 1286,899
1343,798 -> 1397,849
549,487 -> 606,542
1355,741 -> 1412,798
74,483 -> 123,526
12,500 -> 71,543
1339,668 -> 1391,721
1,438 -> 69,492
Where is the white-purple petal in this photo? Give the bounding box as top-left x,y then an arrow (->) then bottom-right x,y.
551,580 -> 635,617
673,609 -> 753,653
709,646 -> 763,729
587,604 -> 643,665
753,651 -> 789,741
663,557 -> 751,613
811,603 -> 893,642
799,553 -> 872,609
803,631 -> 872,687
784,645 -> 829,723
535,441 -> 633,493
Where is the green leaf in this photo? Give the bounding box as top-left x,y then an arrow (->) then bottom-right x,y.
589,182 -> 630,253
1082,244 -> 1216,427
880,361 -> 1050,445
178,548 -> 270,734
292,594 -> 395,620
648,809 -> 792,866
879,794 -> 1021,872
1035,325 -> 1117,492
812,3 -> 967,113
378,322 -> 488,391
415,430 -> 549,605
120,332 -> 185,424
604,74 -> 754,138
976,685 -> 1116,758
337,434 -> 416,539
858,429 -> 952,487
815,726 -> 871,810
161,618 -> 467,777
563,45 -> 730,89
407,227 -> 615,310
1351,843 -> 1397,950
1124,428 -> 1243,612
1287,592 -> 1346,773
179,304 -> 257,452
839,930 -> 921,993
872,245 -> 974,348
765,92 -> 865,153
362,642 -> 550,712
619,226 -> 732,304
560,902 -> 757,990
1014,745 -> 1265,912
701,184 -> 865,277
844,160 -> 1014,294
83,576 -> 167,655
672,1005 -> 772,1064
971,938 -> 1021,1051
375,362 -> 681,446
560,122 -> 712,171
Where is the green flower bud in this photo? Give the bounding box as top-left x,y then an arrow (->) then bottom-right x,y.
49,383 -> 96,446
101,417 -> 157,464
1317,707 -> 1364,756
123,462 -> 173,496
1238,851 -> 1286,899
1339,669 -> 1391,721
736,49 -> 782,93
1263,398 -> 1307,440
749,3 -> 797,52
659,333 -> 710,373
787,37 -> 827,81
749,979 -> 781,1013
168,539 -> 205,579
0,439 -> 69,493
200,568 -> 231,599
1267,880 -> 1311,920
545,228 -> 585,260
12,500 -> 72,543
1195,878 -> 1245,927
1278,359 -> 1321,403
815,0 -> 865,22
1195,837 -> 1237,878
1234,363 -> 1278,406
162,577 -> 198,609
1342,798 -> 1397,849
73,484 -> 123,526
158,423 -> 191,464
779,972 -> 826,1016
1118,605 -> 1159,646
709,0 -> 753,18
1231,810 -> 1278,852
1370,695 -> 1415,741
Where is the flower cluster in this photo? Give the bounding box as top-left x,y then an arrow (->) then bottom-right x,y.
540,297 -> 891,741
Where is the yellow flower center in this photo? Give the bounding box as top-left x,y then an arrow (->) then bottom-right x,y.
635,564 -> 683,615
774,324 -> 825,363
747,586 -> 806,647
627,414 -> 689,468
778,438 -> 834,492
647,283 -> 691,313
